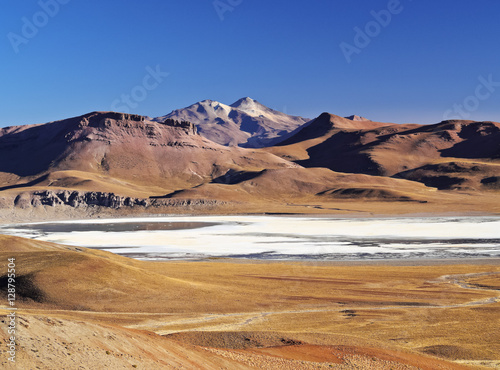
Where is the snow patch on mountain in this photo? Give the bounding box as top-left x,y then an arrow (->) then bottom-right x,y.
155,98 -> 309,148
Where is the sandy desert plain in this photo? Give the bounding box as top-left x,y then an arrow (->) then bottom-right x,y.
0,110 -> 499,369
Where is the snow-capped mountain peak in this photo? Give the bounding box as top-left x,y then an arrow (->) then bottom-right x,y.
155,98 -> 309,148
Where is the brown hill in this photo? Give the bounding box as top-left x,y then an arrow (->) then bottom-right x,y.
167,167 -> 434,204
0,112 -> 295,197
268,113 -> 500,191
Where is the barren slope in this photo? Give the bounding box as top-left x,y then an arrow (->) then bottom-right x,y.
268,113 -> 500,192
0,111 -> 295,197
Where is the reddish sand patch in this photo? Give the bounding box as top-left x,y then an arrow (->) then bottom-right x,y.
241,344 -> 470,369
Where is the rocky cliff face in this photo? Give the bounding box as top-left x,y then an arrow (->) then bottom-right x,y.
79,112 -> 145,127
10,190 -> 225,210
161,118 -> 197,135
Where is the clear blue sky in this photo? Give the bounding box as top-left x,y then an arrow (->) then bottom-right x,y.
1,0 -> 500,127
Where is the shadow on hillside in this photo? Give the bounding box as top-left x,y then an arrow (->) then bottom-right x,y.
0,174 -> 49,192
0,273 -> 46,303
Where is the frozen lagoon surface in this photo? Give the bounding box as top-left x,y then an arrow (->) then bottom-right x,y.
2,216 -> 500,261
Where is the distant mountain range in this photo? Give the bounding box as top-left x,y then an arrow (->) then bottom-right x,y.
0,104 -> 499,217
154,97 -> 309,148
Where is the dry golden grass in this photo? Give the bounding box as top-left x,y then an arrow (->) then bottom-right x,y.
1,235 -> 499,368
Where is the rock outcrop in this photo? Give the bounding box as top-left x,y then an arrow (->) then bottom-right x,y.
12,190 -> 225,210
161,118 -> 198,135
